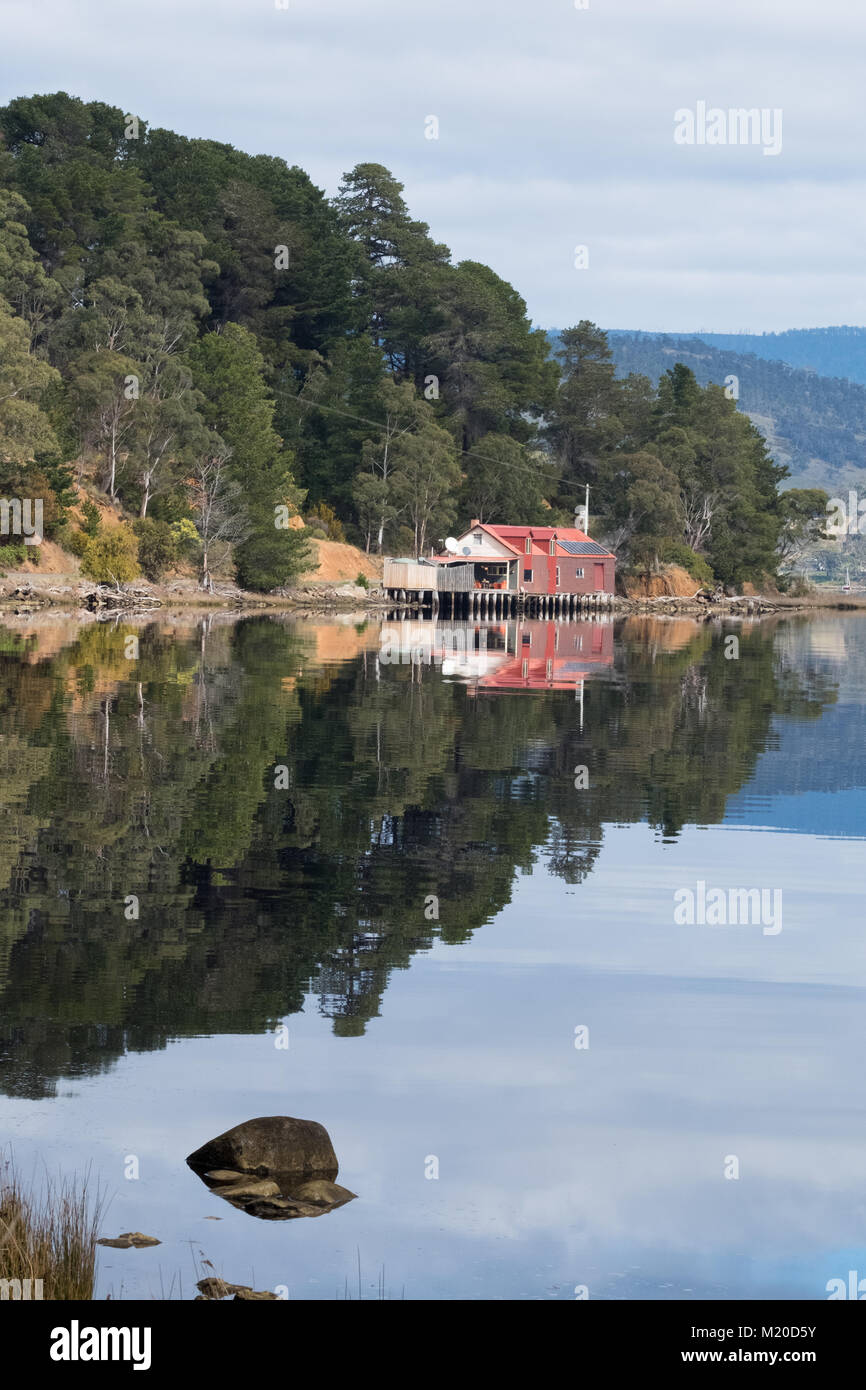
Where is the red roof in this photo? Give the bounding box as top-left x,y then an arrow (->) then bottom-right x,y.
454,522 -> 615,560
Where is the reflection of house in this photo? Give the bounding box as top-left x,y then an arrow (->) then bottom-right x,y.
417,618 -> 614,690
473,618 -> 614,690
435,522 -> 616,596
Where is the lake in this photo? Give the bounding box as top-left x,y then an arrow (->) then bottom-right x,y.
1,609 -> 864,1300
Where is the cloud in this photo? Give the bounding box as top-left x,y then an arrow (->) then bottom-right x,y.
2,0 -> 864,328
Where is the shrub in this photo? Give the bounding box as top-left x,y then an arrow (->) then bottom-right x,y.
170,517 -> 201,562
655,540 -> 714,585
80,527 -> 140,585
132,518 -> 178,581
355,572 -> 369,589
60,525 -> 90,559
306,502 -> 346,542
0,540 -> 30,566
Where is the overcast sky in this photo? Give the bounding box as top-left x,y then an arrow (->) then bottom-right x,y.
3,0 -> 864,333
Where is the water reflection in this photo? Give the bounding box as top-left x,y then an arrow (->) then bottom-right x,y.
0,613 -> 837,1102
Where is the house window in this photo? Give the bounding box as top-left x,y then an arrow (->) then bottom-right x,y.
549,539 -> 556,556
555,566 -> 561,588
522,633 -> 531,646
525,537 -> 531,554
523,568 -> 532,582
575,567 -> 584,578
473,530 -> 483,544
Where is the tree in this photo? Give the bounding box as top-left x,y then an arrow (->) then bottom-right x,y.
187,324 -> 309,589
777,488 -> 829,568
0,189 -> 62,345
546,321 -> 624,507
353,377 -> 431,552
423,261 -> 556,453
390,417 -> 461,556
459,434 -> 554,525
0,294 -> 60,463
190,438 -> 250,589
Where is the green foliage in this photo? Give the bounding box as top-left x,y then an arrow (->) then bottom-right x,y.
132,517 -> 178,580
654,540 -> 715,584
188,323 -> 310,590
603,331 -> 866,491
306,501 -> 345,541
80,498 -> 102,536
777,488 -> 829,567
0,92 -> 794,581
547,333 -> 790,586
171,516 -> 201,558
80,526 -> 140,584
355,572 -> 369,589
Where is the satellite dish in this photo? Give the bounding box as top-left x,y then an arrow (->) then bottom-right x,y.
444,536 -> 458,554
462,546 -> 472,555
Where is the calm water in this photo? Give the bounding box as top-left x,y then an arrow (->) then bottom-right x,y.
1,610 -> 865,1300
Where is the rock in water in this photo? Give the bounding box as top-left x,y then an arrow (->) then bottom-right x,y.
97,1232 -> 161,1249
210,1178 -> 281,1201
291,1179 -> 357,1209
186,1116 -> 338,1181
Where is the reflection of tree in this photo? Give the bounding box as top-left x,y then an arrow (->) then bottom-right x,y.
0,614 -> 837,1097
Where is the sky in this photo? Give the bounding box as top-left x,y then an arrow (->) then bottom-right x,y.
3,0 -> 865,333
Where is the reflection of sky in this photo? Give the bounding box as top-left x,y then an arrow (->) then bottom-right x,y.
6,820 -> 866,1301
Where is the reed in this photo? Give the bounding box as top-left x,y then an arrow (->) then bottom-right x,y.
0,1157 -> 105,1301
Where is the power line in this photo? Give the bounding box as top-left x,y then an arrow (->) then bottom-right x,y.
275,386 -> 594,505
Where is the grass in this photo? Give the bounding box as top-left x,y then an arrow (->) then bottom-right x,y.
0,1156 -> 105,1300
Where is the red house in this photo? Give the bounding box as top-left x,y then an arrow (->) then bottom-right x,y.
436,522 -> 616,596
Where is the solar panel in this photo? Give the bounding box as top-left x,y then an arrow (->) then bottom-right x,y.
558,540 -> 609,556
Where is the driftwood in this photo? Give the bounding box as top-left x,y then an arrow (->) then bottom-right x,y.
85,585 -> 162,613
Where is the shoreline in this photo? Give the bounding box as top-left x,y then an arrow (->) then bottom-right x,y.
2,573 -> 864,620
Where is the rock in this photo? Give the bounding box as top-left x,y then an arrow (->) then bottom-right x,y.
244,1198 -> 323,1220
211,1177 -> 281,1201
97,1231 -> 161,1249
196,1276 -> 279,1301
290,1179 -> 356,1209
186,1115 -> 338,1181
203,1169 -> 247,1183
197,1277 -> 235,1299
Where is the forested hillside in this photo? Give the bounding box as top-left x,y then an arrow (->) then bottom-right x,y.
0,92 -> 824,589
609,327 -> 866,386
585,331 -> 866,491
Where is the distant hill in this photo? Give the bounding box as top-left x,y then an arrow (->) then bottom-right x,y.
547,330 -> 866,491
609,326 -> 866,386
